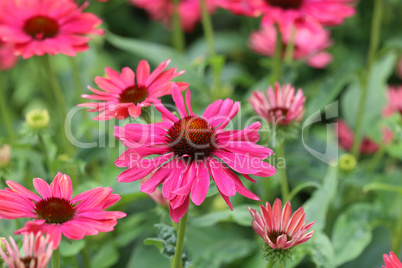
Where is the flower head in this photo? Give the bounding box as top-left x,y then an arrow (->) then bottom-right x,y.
114,87 -> 276,222
0,172 -> 126,249
383,252 -> 402,268
25,109 -> 50,130
383,86 -> 402,117
250,83 -> 305,125
250,18 -> 332,68
130,0 -> 216,32
79,59 -> 189,120
0,0 -> 103,59
224,0 -> 355,26
249,199 -> 315,252
0,233 -> 53,268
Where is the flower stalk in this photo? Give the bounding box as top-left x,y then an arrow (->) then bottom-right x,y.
277,142 -> 289,201
200,0 -> 215,56
52,247 -> 59,268
171,212 -> 188,268
172,0 -> 185,52
272,24 -> 283,83
0,70 -> 15,142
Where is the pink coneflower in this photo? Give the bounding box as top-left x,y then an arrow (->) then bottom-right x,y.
0,41 -> 18,70
383,252 -> 402,268
218,0 -> 261,17
0,172 -> 126,249
249,198 -> 315,250
130,0 -> 216,32
229,0 -> 356,26
383,86 -> 402,117
0,0 -> 103,59
0,233 -> 53,268
79,59 -> 188,120
336,120 -> 380,155
114,87 -> 276,222
249,83 -> 305,126
250,18 -> 332,68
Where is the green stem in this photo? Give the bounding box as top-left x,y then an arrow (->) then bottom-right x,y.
271,24 -> 283,83
367,145 -> 385,172
39,134 -> 53,176
52,247 -> 60,268
0,70 -> 16,142
391,205 -> 402,256
43,55 -> 74,156
69,57 -> 83,103
172,0 -> 185,52
284,24 -> 296,64
352,0 -> 383,157
171,213 -> 188,268
82,246 -> 91,268
266,259 -> 275,268
287,182 -> 320,202
277,142 -> 289,201
200,0 -> 215,56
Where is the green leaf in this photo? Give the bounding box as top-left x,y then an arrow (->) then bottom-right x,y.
144,238 -> 165,251
90,243 -> 119,268
59,238 -> 86,257
303,167 -> 338,231
332,203 -> 374,266
309,232 -> 336,268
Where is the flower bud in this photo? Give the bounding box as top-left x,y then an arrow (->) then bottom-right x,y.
26,109 -> 50,129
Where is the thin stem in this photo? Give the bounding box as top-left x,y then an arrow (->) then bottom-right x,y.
172,0 -> 185,52
0,70 -> 16,142
43,55 -> 74,156
52,247 -> 60,268
352,0 -> 383,157
277,142 -> 289,201
171,213 -> 188,268
200,0 -> 215,56
284,24 -> 296,64
271,24 -> 283,83
391,205 -> 402,256
69,57 -> 84,103
266,259 -> 275,268
82,247 -> 91,268
287,182 -> 320,202
368,145 -> 385,172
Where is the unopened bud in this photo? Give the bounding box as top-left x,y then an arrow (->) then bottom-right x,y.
338,153 -> 356,173
26,109 -> 50,129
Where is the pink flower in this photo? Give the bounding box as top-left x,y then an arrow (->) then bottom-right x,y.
0,0 -> 103,59
0,233 -> 53,268
141,177 -> 170,207
0,41 -> 18,70
222,0 -> 355,26
249,18 -> 332,68
383,86 -> 402,117
249,83 -> 305,125
383,252 -> 402,268
130,0 -> 216,32
114,87 -> 276,222
79,59 -> 189,120
336,120 -> 379,155
0,172 -> 126,249
249,198 -> 315,250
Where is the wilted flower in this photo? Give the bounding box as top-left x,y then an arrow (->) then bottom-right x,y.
0,233 -> 53,268
0,172 -> 126,249
249,199 -> 315,260
382,252 -> 402,268
0,0 -> 103,59
249,83 -> 305,125
79,59 -> 188,120
25,109 -> 50,130
130,0 -> 216,32
0,144 -> 11,168
249,18 -> 332,68
114,87 -> 276,222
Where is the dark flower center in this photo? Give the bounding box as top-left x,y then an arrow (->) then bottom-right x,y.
268,230 -> 292,245
119,86 -> 148,104
268,107 -> 289,122
35,197 -> 76,224
19,257 -> 37,268
167,116 -> 216,160
23,16 -> 59,39
266,0 -> 303,9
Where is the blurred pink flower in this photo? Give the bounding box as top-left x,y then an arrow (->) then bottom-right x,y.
382,252 -> 402,268
336,120 -> 380,155
114,87 -> 276,222
383,86 -> 402,117
130,0 -> 216,32
0,0 -> 103,59
79,59 -> 189,120
0,41 -> 18,70
0,172 -> 126,249
249,18 -> 332,68
0,233 -> 53,268
221,0 -> 355,26
249,198 -> 315,250
249,83 -> 305,125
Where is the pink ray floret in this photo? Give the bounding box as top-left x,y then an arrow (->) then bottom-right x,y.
0,0 -> 103,59
0,172 -> 126,249
0,233 -> 53,268
114,87 -> 276,222
383,252 -> 402,268
249,198 -> 315,250
79,59 -> 189,120
249,82 -> 305,125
